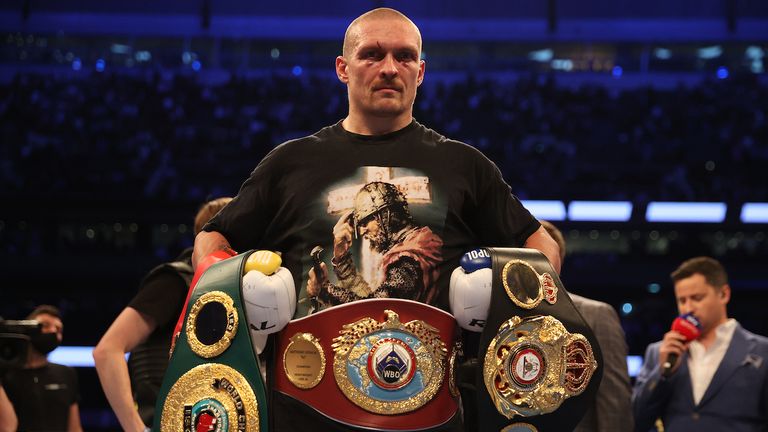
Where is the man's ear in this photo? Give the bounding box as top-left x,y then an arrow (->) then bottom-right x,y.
720,284 -> 731,304
336,56 -> 349,83
416,59 -> 425,86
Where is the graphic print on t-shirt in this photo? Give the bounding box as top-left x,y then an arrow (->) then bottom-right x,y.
305,166 -> 445,313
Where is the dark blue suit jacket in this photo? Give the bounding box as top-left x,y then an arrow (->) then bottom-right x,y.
633,323 -> 768,432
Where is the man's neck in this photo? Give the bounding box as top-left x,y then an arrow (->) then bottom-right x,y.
25,351 -> 48,369
341,113 -> 412,136
698,317 -> 729,349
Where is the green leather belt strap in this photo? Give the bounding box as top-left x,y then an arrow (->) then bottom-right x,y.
153,251 -> 268,432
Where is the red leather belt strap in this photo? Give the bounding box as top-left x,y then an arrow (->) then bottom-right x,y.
274,298 -> 460,431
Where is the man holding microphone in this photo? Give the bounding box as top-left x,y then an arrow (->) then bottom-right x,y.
632,256 -> 768,432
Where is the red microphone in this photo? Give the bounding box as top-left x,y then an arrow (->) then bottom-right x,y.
662,313 -> 702,376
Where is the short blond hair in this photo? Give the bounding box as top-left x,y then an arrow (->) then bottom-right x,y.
194,197 -> 233,235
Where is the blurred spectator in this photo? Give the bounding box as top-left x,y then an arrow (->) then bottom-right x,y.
540,220 -> 634,432
93,197 -> 232,432
1,305 -> 83,431
0,384 -> 17,432
1,72 -> 766,203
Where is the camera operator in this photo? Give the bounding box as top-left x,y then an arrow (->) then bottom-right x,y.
1,305 -> 82,431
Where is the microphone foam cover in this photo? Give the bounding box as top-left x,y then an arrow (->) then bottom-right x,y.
671,313 -> 702,341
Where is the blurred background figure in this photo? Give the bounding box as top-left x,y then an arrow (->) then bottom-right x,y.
92,197 -> 231,432
633,257 -> 768,432
0,383 -> 17,432
1,305 -> 83,432
540,220 -> 633,432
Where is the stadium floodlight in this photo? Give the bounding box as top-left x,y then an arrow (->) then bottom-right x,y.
646,202 -> 726,223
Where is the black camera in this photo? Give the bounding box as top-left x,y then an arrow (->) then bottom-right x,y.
0,319 -> 42,370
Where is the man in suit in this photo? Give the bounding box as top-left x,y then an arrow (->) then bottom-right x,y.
540,220 -> 634,432
633,256 -> 768,432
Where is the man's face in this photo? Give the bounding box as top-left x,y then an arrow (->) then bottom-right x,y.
34,313 -> 64,344
674,273 -> 729,336
359,216 -> 389,253
336,17 -> 425,120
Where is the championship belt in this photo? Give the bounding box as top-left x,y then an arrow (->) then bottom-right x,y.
153,251 -> 268,432
476,248 -> 603,431
273,298 -> 461,431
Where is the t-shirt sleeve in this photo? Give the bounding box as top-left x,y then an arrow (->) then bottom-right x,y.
128,270 -> 187,329
468,150 -> 540,246
203,146 -> 281,252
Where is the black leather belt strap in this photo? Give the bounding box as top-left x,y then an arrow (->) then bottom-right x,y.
475,247 -> 604,431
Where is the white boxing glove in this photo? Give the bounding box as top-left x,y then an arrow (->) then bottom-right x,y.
449,248 -> 493,332
242,266 -> 296,353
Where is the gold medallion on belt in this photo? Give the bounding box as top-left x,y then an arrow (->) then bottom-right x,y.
483,315 -> 597,419
160,363 -> 259,432
283,332 -> 326,389
331,309 -> 447,415
186,291 -> 239,359
502,260 -> 558,309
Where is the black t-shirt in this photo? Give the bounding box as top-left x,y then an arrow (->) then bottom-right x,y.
127,247 -> 193,424
205,120 -> 538,317
128,247 -> 193,341
2,363 -> 79,431
204,120 -> 538,431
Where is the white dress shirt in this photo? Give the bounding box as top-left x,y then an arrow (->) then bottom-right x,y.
687,318 -> 737,405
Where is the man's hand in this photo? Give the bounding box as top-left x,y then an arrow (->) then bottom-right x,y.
333,210 -> 355,259
659,330 -> 689,375
307,262 -> 329,297
192,231 -> 234,270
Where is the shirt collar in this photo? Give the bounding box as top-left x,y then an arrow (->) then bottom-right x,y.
715,318 -> 738,341
694,318 -> 737,350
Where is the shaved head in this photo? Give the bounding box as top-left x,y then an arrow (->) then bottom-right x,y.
342,8 -> 422,58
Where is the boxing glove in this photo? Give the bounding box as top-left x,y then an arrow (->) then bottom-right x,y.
242,252 -> 296,353
449,248 -> 492,332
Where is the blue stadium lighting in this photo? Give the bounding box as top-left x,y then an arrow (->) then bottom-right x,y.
521,200 -> 566,221
49,344 -> 644,378
95,58 -> 105,72
646,202 -> 727,223
621,303 -> 633,315
135,51 -> 151,62
71,58 -> 82,71
110,44 -> 130,54
191,60 -> 201,71
654,47 -> 672,60
48,346 -> 95,367
292,65 -> 303,76
741,203 -> 768,223
551,59 -> 573,71
48,346 -> 128,367
716,66 -> 729,79
612,65 -> 623,78
697,45 -> 722,60
568,201 -> 632,222
627,355 -> 643,378
647,283 -> 661,294
528,48 -> 553,62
